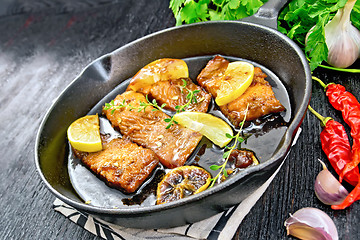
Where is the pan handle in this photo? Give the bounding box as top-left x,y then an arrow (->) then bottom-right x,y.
241,0 -> 289,30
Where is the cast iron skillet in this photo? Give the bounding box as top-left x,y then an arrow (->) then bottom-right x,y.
35,0 -> 312,229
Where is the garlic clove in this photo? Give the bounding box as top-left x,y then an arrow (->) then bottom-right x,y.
314,160 -> 349,205
284,207 -> 339,240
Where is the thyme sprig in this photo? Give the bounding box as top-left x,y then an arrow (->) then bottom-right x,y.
139,95 -> 167,112
208,105 -> 249,188
104,79 -> 201,129
104,99 -> 131,114
103,95 -> 166,114
164,79 -> 201,129
177,79 -> 201,111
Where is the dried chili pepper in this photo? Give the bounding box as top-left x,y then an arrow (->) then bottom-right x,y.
332,183 -> 360,210
308,106 -> 360,209
313,76 -> 360,182
308,106 -> 359,186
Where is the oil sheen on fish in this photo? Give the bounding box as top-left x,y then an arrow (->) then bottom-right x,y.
103,91 -> 203,169
73,137 -> 159,193
147,78 -> 211,112
127,78 -> 211,113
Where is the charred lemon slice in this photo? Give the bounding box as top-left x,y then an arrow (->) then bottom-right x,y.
173,112 -> 233,148
127,58 -> 189,91
215,61 -> 254,106
67,115 -> 102,152
157,166 -> 211,205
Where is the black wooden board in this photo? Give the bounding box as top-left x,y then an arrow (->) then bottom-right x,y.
0,1 -> 359,239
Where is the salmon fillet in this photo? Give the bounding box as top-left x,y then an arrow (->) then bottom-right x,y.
103,91 -> 203,168
197,56 -> 285,126
197,55 -> 229,97
73,137 -> 159,193
145,78 -> 211,112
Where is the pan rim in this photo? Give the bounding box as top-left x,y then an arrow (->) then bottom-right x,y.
35,20 -> 312,216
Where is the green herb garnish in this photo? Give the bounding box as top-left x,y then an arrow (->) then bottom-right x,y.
170,0 -> 266,26
104,80 -> 201,129
103,95 -> 166,114
208,104 -> 249,188
104,99 -> 131,114
163,79 -> 201,128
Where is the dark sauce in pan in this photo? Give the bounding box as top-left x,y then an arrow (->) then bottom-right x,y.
68,55 -> 291,208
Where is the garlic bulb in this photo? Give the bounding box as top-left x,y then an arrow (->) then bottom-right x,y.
306,0 -> 360,68
325,0 -> 360,68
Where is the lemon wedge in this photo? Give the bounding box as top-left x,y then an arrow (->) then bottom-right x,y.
173,112 -> 233,148
127,58 -> 189,91
215,61 -> 254,106
67,115 -> 102,152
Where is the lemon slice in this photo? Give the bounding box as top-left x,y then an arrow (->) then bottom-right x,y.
173,112 -> 233,148
67,115 -> 102,152
157,166 -> 211,205
127,58 -> 189,91
215,61 -> 254,106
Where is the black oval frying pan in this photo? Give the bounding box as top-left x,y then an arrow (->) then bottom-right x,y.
35,0 -> 312,229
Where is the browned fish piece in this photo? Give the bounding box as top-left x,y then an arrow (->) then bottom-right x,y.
197,55 -> 229,97
146,78 -> 211,112
73,137 -> 159,193
197,56 -> 285,126
127,78 -> 211,113
219,68 -> 286,125
103,91 -> 203,169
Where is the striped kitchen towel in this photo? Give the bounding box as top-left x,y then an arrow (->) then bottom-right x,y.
54,128 -> 301,240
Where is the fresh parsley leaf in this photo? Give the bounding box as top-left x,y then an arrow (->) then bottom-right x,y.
304,15 -> 329,71
228,0 -> 240,9
180,1 -> 210,24
209,9 -> 223,21
170,0 -> 267,25
352,0 -> 360,29
196,1 -> 211,20
170,0 -> 185,16
212,0 -> 225,7
241,0 -> 263,15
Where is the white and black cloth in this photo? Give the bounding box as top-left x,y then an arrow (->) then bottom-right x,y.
54,129 -> 301,240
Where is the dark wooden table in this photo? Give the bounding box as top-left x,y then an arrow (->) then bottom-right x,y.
1,1 -> 359,239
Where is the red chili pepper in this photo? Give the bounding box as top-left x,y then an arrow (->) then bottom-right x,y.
332,179 -> 360,210
308,106 -> 360,209
308,106 -> 359,186
313,77 -> 360,182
